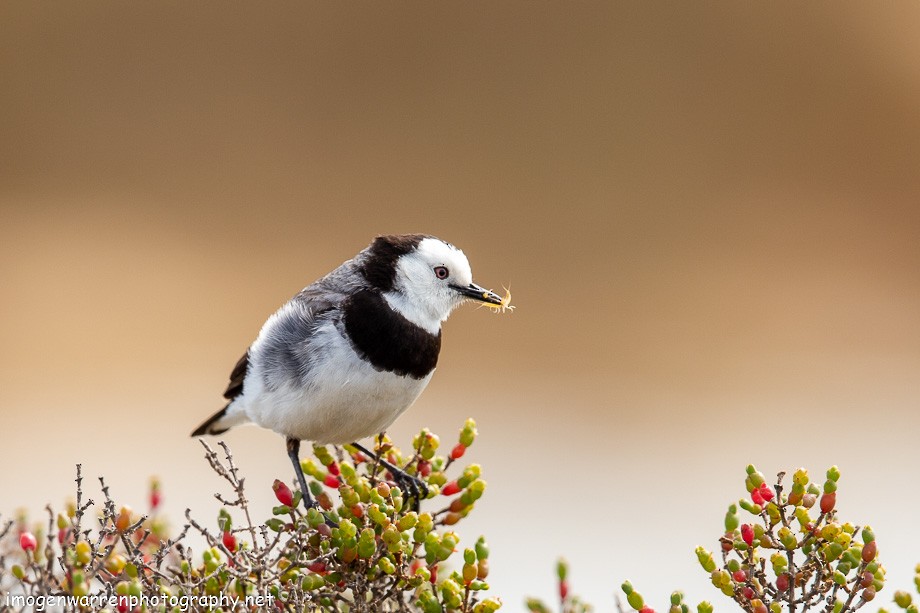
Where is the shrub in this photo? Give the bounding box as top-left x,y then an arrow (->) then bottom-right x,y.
529,465 -> 919,613
0,420 -> 502,612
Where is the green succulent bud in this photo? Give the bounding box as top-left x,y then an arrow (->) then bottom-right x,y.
823,480 -> 837,494
670,592 -> 683,606
807,483 -> 821,496
339,517 -> 358,538
750,471 -> 765,488
766,502 -> 781,525
473,597 -> 502,613
697,602 -> 713,613
862,527 -> 875,543
695,547 -> 717,573
826,465 -> 841,482
793,468 -> 809,486
627,591 -> 644,610
460,418 -> 478,447
377,556 -> 396,575
895,591 -> 913,608
727,559 -> 741,573
770,553 -> 787,572
770,603 -> 782,613
833,599 -> 844,613
442,531 -> 460,550
418,512 -> 434,532
835,532 -> 852,549
458,464 -> 482,489
824,542 -> 844,561
357,529 -> 376,558
475,536 -> 490,560
340,461 -> 356,479
833,571 -> 846,585
382,525 -> 401,552
725,504 -> 740,531
312,445 -> 333,466
12,564 -> 24,580
778,527 -> 797,550
367,504 -> 387,526
622,580 -> 634,595
266,518 -> 284,532
340,485 -> 360,508
821,523 -> 841,541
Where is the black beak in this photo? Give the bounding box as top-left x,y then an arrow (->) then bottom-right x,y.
450,282 -> 504,306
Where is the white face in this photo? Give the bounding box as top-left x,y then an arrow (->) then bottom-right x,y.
384,238 -> 474,333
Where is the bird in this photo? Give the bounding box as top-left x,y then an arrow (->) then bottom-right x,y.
192,234 -> 507,511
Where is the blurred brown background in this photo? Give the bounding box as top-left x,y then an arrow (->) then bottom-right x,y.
2,2 -> 919,608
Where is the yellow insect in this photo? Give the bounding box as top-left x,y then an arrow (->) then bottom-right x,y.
479,286 -> 515,313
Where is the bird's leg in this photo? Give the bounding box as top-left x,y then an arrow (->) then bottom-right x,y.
287,438 -> 339,528
351,440 -> 430,513
286,437 -> 315,509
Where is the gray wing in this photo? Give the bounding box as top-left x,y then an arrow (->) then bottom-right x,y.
254,257 -> 367,390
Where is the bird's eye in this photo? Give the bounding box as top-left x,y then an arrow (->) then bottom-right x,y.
433,266 -> 449,280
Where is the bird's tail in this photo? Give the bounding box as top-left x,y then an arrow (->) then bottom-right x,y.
191,403 -> 249,436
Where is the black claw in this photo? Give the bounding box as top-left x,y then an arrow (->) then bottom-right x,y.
351,441 -> 428,512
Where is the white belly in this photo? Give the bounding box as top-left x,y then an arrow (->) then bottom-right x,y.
238,328 -> 434,444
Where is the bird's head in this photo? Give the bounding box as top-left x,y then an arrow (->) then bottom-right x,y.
361,234 -> 506,333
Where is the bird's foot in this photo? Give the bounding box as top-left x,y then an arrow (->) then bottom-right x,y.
351,441 -> 429,513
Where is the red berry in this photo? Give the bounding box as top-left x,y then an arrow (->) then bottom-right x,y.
559,579 -> 568,600
19,531 -> 37,551
150,490 -> 161,510
733,570 -> 747,582
272,479 -> 294,507
222,530 -> 237,551
351,504 -> 364,518
117,596 -> 130,613
742,587 -> 755,600
751,489 -> 765,506
417,460 -> 431,477
776,573 -> 790,592
430,564 -> 438,584
450,443 -> 466,460
741,524 -> 754,546
307,560 -> 327,574
820,492 -> 836,514
442,480 -> 461,496
862,541 -> 877,563
327,461 -> 340,476
324,474 -> 341,489
639,608 -> 655,613
759,484 -> 774,502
